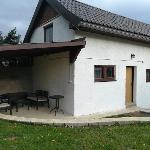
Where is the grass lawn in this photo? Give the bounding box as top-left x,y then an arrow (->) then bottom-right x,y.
0,120 -> 150,150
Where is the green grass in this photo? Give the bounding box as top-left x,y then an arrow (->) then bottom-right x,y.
0,120 -> 150,150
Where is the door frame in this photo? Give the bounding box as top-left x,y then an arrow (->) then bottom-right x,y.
125,66 -> 136,106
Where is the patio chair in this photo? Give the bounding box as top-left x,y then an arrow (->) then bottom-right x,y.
2,93 -> 26,112
27,90 -> 49,110
0,96 -> 12,115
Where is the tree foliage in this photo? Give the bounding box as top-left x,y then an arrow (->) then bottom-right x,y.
0,28 -> 21,45
0,31 -> 3,44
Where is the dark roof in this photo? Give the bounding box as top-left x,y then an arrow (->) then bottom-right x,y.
24,0 -> 150,43
0,38 -> 86,59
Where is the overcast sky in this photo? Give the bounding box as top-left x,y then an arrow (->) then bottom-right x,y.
0,0 -> 150,40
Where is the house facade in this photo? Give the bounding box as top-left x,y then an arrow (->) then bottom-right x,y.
23,0 -> 150,116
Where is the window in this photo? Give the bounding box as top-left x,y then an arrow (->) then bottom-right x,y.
94,65 -> 116,82
44,24 -> 53,42
146,69 -> 150,82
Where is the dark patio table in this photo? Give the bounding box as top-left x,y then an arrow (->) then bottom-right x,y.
49,95 -> 64,116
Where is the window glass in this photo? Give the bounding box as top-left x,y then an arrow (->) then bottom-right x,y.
146,69 -> 150,82
94,65 -> 115,82
44,25 -> 53,42
106,67 -> 114,78
95,66 -> 103,79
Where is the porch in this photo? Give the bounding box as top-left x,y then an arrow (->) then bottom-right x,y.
0,38 -> 86,117
0,104 -> 145,120
2,105 -> 72,119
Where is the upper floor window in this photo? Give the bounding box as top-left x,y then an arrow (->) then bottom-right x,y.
44,24 -> 53,42
94,65 -> 116,82
146,69 -> 150,82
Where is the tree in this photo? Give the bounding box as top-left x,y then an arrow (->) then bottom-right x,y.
0,28 -> 21,45
4,28 -> 21,44
0,31 -> 4,44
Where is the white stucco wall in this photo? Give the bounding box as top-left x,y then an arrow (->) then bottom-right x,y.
74,31 -> 150,116
29,13 -> 150,116
30,16 -> 75,115
30,16 -> 75,43
32,52 -> 74,115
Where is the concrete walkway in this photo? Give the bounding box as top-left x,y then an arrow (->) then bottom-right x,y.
0,113 -> 150,127
1,105 -> 141,120
0,106 -> 150,127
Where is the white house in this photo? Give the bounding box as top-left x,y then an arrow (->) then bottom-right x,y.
1,0 -> 150,116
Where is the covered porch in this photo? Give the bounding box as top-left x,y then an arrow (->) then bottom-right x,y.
0,38 -> 86,117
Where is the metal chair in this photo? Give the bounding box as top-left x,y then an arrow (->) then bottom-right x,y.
27,90 -> 49,110
0,96 -> 12,115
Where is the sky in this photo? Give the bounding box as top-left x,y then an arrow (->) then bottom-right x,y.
0,0 -> 150,40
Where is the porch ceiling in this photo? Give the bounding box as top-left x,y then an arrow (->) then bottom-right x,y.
0,38 -> 86,63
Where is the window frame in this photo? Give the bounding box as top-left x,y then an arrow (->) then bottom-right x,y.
44,24 -> 53,42
94,65 -> 116,82
146,69 -> 150,82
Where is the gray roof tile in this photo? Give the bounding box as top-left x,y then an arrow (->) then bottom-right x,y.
24,0 -> 150,43
56,0 -> 150,42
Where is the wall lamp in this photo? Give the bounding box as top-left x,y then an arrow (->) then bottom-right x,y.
131,54 -> 135,59
1,60 -> 10,67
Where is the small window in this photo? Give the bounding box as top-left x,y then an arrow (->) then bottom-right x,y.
44,24 -> 53,42
146,69 -> 150,82
94,65 -> 116,82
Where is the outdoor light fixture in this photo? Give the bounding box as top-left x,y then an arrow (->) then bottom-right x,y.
1,60 -> 10,67
131,54 -> 135,59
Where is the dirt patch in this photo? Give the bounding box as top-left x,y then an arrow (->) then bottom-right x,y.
4,137 -> 17,141
106,111 -> 150,118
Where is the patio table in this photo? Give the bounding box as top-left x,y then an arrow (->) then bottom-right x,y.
49,95 -> 64,116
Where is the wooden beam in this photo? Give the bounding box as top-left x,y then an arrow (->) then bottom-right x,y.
69,49 -> 81,63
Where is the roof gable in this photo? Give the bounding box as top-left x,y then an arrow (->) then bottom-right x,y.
24,0 -> 150,43
34,1 -> 58,29
24,0 -> 59,43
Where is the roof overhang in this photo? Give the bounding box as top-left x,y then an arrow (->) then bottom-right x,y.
77,22 -> 150,44
24,0 -> 150,44
0,38 -> 86,63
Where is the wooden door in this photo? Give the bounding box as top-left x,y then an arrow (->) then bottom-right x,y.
125,67 -> 134,105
